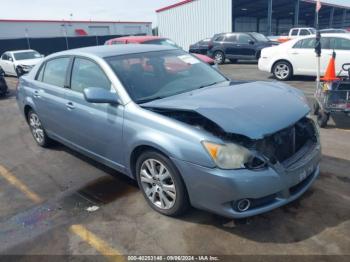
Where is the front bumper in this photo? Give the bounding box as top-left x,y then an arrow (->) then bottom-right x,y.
172,143 -> 321,219
258,57 -> 271,73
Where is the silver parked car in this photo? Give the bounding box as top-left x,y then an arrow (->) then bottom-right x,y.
17,45 -> 321,218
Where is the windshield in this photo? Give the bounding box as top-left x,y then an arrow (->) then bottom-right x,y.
106,50 -> 227,104
144,39 -> 180,48
250,33 -> 269,42
13,51 -> 41,60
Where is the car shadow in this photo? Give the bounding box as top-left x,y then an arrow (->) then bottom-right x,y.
267,75 -> 316,82
47,143 -> 350,244
325,113 -> 350,130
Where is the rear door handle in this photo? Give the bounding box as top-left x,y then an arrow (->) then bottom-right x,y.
66,102 -> 75,110
291,52 -> 299,55
33,90 -> 41,98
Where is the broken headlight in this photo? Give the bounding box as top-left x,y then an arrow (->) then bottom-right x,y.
202,141 -> 266,170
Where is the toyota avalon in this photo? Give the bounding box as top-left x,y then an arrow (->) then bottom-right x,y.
16,45 -> 321,218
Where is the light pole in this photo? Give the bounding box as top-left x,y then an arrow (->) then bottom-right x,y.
24,28 -> 31,49
61,24 -> 69,49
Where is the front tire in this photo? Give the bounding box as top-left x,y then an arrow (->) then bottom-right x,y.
273,61 -> 293,81
16,67 -> 24,77
136,151 -> 190,217
27,110 -> 51,147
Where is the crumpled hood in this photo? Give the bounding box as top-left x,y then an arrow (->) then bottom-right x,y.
142,81 -> 310,139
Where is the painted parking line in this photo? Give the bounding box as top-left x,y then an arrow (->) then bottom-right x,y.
0,164 -> 124,258
0,164 -> 42,203
70,224 -> 125,262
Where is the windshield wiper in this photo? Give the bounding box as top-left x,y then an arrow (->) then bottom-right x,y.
136,96 -> 165,104
198,80 -> 226,89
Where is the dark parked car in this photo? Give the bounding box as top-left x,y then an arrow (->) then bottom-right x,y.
189,38 -> 211,55
208,32 -> 277,64
0,67 -> 8,97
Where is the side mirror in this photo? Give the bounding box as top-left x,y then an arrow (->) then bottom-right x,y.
40,54 -> 45,58
248,40 -> 255,45
9,57 -> 13,62
83,87 -> 120,104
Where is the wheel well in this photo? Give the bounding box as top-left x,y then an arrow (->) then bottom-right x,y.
255,50 -> 261,59
214,50 -> 224,55
24,105 -> 32,122
271,59 -> 293,73
129,145 -> 165,178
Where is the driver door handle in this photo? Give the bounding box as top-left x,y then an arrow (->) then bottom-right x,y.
66,102 -> 75,110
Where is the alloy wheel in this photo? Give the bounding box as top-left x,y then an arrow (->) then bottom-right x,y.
274,64 -> 290,80
140,159 -> 176,210
214,52 -> 224,64
29,113 -> 45,144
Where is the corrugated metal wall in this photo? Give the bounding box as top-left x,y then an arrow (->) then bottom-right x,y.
157,0 -> 232,50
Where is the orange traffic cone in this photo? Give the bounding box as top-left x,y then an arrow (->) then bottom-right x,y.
321,51 -> 340,81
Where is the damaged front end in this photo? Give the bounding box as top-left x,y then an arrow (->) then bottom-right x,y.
145,107 -> 319,170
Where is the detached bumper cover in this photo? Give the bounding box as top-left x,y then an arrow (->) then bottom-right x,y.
172,143 -> 321,218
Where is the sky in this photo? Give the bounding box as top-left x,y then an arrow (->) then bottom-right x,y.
1,0 -> 350,27
0,0 -> 179,26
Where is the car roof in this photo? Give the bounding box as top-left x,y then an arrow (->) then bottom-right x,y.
7,49 -> 37,54
48,44 -> 178,59
107,36 -> 166,43
281,33 -> 350,46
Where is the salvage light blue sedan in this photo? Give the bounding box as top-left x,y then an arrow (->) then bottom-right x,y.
16,45 -> 321,218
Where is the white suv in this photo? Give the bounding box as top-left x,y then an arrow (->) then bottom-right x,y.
0,50 -> 43,77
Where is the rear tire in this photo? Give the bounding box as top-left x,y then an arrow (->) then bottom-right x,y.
136,150 -> 190,217
27,110 -> 51,147
273,61 -> 293,81
213,51 -> 225,64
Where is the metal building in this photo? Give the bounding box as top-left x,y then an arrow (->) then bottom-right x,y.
0,19 -> 152,39
157,0 -> 350,50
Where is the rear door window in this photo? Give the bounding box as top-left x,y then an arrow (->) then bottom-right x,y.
42,57 -> 70,88
1,53 -> 10,60
70,58 -> 111,93
291,29 -> 299,36
300,29 -> 310,36
225,34 -> 237,43
237,34 -> 252,44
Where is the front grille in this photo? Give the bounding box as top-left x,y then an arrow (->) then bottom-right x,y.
256,117 -> 317,163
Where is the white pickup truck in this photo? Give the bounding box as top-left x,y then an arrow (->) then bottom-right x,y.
277,27 -> 316,43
